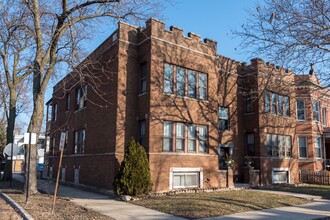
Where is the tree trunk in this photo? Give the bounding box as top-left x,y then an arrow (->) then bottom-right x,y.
25,93 -> 44,194
6,88 -> 17,145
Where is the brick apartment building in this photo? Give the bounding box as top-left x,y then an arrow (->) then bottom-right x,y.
45,18 -> 330,192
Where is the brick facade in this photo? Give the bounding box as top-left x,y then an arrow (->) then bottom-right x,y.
46,18 -> 330,192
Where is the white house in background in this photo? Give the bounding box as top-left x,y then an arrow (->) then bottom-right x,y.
12,134 -> 46,173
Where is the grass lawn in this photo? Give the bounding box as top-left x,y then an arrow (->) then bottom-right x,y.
262,184 -> 330,200
130,190 -> 308,219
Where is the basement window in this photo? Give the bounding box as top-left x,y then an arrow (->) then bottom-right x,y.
272,169 -> 289,184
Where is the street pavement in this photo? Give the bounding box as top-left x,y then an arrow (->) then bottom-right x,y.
12,174 -> 330,220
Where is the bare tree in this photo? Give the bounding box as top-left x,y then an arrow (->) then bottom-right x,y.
0,0 -> 166,194
234,0 -> 330,82
0,1 -> 33,146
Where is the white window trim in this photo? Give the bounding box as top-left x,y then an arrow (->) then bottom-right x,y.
296,99 -> 306,121
272,168 -> 290,184
315,137 -> 322,159
298,136 -> 308,159
169,167 -> 203,190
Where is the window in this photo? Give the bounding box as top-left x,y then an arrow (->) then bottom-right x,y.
188,70 -> 197,98
187,124 -> 196,153
66,93 -> 71,111
138,120 -> 146,147
47,103 -> 52,122
198,125 -> 207,153
313,101 -> 320,122
163,122 -> 173,151
176,123 -> 185,151
173,172 -> 199,189
246,133 -> 255,156
296,100 -> 305,120
52,136 -> 55,156
164,64 -> 174,94
283,96 -> 290,116
52,103 -> 57,121
322,107 -> 327,126
198,73 -> 207,100
266,134 -> 291,157
285,136 -> 292,157
298,137 -> 307,158
265,92 -> 270,113
315,137 -> 322,159
278,95 -> 283,115
271,93 -> 277,114
265,91 -> 289,116
219,107 -> 229,132
140,63 -> 147,93
74,129 -> 85,154
164,63 -> 207,100
163,122 -> 207,153
75,85 -> 87,110
176,67 -> 185,96
245,94 -> 253,113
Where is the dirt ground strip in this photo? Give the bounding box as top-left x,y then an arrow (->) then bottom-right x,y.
0,180 -> 113,220
0,196 -> 22,220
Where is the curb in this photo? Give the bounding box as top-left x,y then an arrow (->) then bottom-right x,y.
0,191 -> 34,220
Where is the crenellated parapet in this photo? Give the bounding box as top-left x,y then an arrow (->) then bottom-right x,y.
143,18 -> 218,55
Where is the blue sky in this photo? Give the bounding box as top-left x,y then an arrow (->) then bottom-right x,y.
161,0 -> 258,62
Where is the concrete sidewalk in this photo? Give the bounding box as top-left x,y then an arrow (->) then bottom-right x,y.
12,174 -> 330,220
13,174 -> 185,220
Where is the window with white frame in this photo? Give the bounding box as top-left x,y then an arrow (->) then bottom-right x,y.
278,95 -> 283,115
322,107 -> 327,126
187,70 -> 197,98
219,107 -> 229,132
176,67 -> 185,96
283,96 -> 290,116
266,134 -> 291,157
75,85 -> 87,110
163,122 -> 207,153
163,63 -> 207,100
265,92 -> 270,113
265,91 -> 289,116
176,123 -> 185,152
315,137 -> 322,159
74,129 -> 85,154
140,63 -> 147,93
298,137 -> 307,158
198,73 -> 207,100
163,122 -> 173,152
198,125 -> 207,153
271,93 -> 277,114
173,172 -> 199,189
187,124 -> 196,153
313,101 -> 320,122
296,99 -> 305,120
245,94 -> 253,113
164,64 -> 174,94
